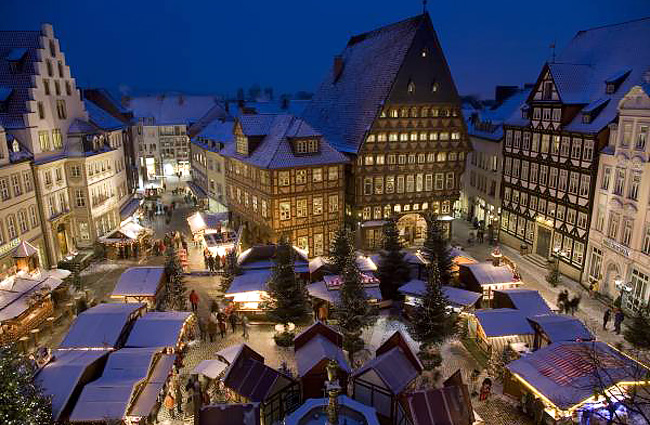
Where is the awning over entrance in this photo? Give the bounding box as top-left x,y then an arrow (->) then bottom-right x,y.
187,182 -> 208,199
119,197 -> 142,220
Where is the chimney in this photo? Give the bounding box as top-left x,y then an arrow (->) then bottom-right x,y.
333,55 -> 344,81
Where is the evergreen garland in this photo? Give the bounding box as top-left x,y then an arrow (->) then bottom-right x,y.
266,239 -> 311,325
407,261 -> 457,349
335,255 -> 377,365
376,218 -> 411,300
327,227 -> 355,275
164,244 -> 187,310
422,214 -> 454,285
0,345 -> 52,425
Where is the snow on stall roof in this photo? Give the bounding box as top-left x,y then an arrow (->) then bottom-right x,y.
494,289 -> 552,316
193,359 -> 229,379
69,348 -> 168,422
125,311 -> 192,348
295,333 -> 350,377
528,314 -> 594,343
111,267 -> 164,297
475,308 -> 534,337
301,14 -> 426,154
37,349 -> 111,421
399,281 -> 482,307
129,94 -> 222,125
128,354 -> 175,417
220,114 -> 348,169
507,341 -> 649,410
59,303 -> 145,349
0,274 -> 66,322
307,280 -> 382,304
353,346 -> 419,394
463,262 -> 518,286
225,269 -> 272,295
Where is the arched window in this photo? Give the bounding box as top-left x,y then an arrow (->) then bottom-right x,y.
407,81 -> 415,94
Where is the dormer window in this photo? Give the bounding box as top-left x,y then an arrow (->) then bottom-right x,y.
605,70 -> 631,95
407,81 -> 415,94
431,81 -> 439,93
421,48 -> 428,58
12,140 -> 19,153
295,138 -> 319,154
582,114 -> 591,124
7,48 -> 27,74
236,134 -> 248,155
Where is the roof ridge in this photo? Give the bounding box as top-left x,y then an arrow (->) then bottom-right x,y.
263,115 -> 293,168
347,13 -> 426,46
575,15 -> 650,35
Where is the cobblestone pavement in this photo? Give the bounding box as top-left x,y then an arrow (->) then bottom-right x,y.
451,218 -> 630,349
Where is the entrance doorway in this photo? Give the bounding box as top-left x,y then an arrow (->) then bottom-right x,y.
536,227 -> 552,258
604,263 -> 621,300
398,214 -> 427,246
56,223 -> 68,256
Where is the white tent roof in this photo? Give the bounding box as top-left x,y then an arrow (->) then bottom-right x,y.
125,311 -> 193,348
193,359 -> 228,379
111,267 -> 165,297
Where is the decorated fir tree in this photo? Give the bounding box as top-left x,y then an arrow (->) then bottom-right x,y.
220,249 -> 240,293
0,345 -> 52,425
266,239 -> 311,326
422,214 -> 454,286
164,244 -> 187,310
624,308 -> 650,350
335,255 -> 377,365
376,218 -> 410,300
407,261 -> 457,349
546,265 -> 561,288
327,227 -> 355,275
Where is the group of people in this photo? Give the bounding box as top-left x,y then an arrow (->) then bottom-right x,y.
203,248 -> 225,273
603,307 -> 625,335
163,373 -> 208,420
188,292 -> 250,340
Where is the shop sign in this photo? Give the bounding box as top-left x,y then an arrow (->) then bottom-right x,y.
603,238 -> 630,257
0,238 -> 20,257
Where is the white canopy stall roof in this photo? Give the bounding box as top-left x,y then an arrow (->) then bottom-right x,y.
0,270 -> 68,322
98,218 -> 151,243
192,359 -> 229,379
125,311 -> 193,349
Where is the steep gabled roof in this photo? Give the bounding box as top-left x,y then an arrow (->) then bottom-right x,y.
301,14 -> 427,153
128,94 -> 221,126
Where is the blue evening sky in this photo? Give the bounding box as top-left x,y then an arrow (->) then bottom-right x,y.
1,0 -> 649,99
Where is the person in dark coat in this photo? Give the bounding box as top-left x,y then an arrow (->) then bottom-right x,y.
614,309 -> 625,334
218,318 -> 227,338
603,308 -> 611,330
229,313 -> 238,333
207,320 -> 217,342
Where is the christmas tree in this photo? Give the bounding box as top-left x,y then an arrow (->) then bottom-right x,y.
376,218 -> 410,300
220,249 -> 240,293
407,261 -> 457,349
335,255 -> 377,365
327,227 -> 355,275
164,244 -> 187,310
266,239 -> 311,326
624,308 -> 650,350
546,264 -> 561,288
422,214 -> 454,286
0,345 -> 52,425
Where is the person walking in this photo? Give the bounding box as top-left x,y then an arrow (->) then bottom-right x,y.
164,391 -> 175,419
229,313 -> 238,333
218,316 -> 227,338
174,379 -> 183,417
603,308 -> 611,331
241,314 -> 250,340
189,290 -> 199,312
207,319 -> 217,342
197,318 -> 206,341
614,309 -> 625,335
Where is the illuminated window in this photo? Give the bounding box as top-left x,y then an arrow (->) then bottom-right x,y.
280,202 -> 291,220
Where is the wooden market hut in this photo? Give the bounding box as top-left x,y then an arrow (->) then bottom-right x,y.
110,266 -> 166,307
470,308 -> 534,355
352,331 -> 423,425
59,303 -> 146,350
493,289 -> 553,316
36,349 -> 111,423
98,218 -> 152,260
293,321 -> 351,400
527,314 -> 594,350
68,347 -> 175,424
306,274 -> 382,321
504,341 -> 650,424
217,343 -> 301,425
124,311 -> 195,351
459,262 -> 522,305
399,279 -> 482,317
309,252 -> 377,282
198,403 -> 261,425
0,242 -> 70,345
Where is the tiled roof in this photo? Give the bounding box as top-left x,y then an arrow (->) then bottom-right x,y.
128,94 -> 221,126
84,99 -> 124,130
301,14 -> 426,153
507,17 -> 650,133
467,89 -> 531,141
220,114 -> 348,169
193,119 -> 234,144
0,30 -> 42,129
68,118 -> 97,134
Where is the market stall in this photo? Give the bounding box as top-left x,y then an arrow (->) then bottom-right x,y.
187,211 -> 238,257
125,311 -> 195,351
306,274 -> 381,321
459,262 -> 522,305
98,218 -> 153,260
470,308 -> 534,355
110,266 -> 166,307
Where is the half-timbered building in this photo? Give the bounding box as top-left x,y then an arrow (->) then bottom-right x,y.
500,17 -> 650,281
221,114 -> 347,256
302,13 -> 470,249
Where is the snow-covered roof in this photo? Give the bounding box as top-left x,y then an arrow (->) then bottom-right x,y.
37,349 -> 111,421
474,308 -> 534,337
193,359 -> 229,379
84,99 -> 124,131
125,311 -> 192,349
225,269 -> 272,295
398,281 -> 482,308
59,303 -> 145,349
466,89 -> 531,141
295,333 -> 350,377
494,289 -> 552,316
0,272 -> 67,322
128,94 -> 222,125
111,267 -> 165,297
302,14 -> 428,153
507,17 -> 650,133
307,280 -> 382,304
527,314 -> 594,343
220,114 -> 348,169
462,262 -> 519,286
68,118 -> 96,134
